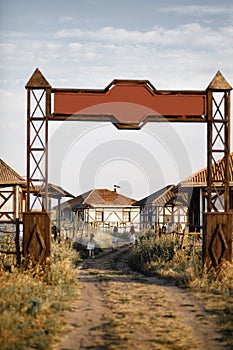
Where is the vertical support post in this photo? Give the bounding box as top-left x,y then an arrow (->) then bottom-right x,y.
26,88 -> 31,211
24,68 -> 52,263
26,70 -> 51,211
58,197 -> 61,235
44,87 -> 51,212
204,71 -> 232,267
207,89 -> 213,213
224,90 -> 231,212
15,218 -> 21,266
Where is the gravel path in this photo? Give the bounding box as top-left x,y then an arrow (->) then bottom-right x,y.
52,245 -> 230,350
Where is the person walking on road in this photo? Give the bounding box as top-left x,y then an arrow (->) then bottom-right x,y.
129,225 -> 136,247
112,226 -> 119,249
87,233 -> 95,258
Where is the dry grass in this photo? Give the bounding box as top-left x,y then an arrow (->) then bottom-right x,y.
190,261 -> 233,346
0,241 -> 80,350
0,233 -> 18,267
98,273 -> 201,349
128,234 -> 233,347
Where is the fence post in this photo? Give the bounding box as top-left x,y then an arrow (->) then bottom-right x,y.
15,218 -> 21,266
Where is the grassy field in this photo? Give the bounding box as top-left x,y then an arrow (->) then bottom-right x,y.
0,241 -> 80,350
1,231 -> 233,349
128,232 -> 233,347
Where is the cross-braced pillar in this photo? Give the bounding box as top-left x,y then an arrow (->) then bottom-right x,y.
23,69 -> 51,263
25,68 -> 51,211
204,71 -> 232,267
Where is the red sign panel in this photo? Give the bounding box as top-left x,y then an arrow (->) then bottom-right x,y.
53,81 -> 206,126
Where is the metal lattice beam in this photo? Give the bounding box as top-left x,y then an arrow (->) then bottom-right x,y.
207,71 -> 231,212
25,69 -> 51,212
204,71 -> 232,267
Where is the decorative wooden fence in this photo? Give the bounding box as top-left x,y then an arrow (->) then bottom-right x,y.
0,219 -> 22,267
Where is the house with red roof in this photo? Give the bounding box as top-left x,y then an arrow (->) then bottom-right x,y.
0,159 -> 26,224
134,153 -> 233,233
57,188 -> 140,232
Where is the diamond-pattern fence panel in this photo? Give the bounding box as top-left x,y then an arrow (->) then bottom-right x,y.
204,213 -> 232,268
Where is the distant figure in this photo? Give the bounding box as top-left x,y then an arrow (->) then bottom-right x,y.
162,224 -> 166,234
166,221 -> 172,233
156,224 -> 162,237
129,225 -> 136,247
112,226 -> 119,249
52,224 -> 58,241
87,233 -> 95,258
177,222 -> 182,234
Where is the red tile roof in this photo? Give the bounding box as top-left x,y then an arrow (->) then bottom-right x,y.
61,188 -> 136,209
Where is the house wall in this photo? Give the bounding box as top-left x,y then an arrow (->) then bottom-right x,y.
59,206 -> 140,231
140,205 -> 188,232
0,185 -> 25,223
81,207 -> 140,230
140,205 -> 158,230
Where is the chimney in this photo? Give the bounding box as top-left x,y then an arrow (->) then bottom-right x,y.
114,185 -> 120,192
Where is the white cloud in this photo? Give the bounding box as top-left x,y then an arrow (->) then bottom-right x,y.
1,2 -> 233,197
48,23 -> 232,90
55,24 -> 233,52
159,5 -> 233,16
1,21 -> 232,92
2,23 -> 232,77
59,16 -> 73,23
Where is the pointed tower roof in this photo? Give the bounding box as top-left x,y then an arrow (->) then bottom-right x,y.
207,71 -> 232,90
25,68 -> 51,88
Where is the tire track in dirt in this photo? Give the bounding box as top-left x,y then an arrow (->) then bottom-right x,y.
52,245 -> 230,350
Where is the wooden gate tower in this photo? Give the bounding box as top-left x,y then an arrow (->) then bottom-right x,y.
24,69 -> 232,267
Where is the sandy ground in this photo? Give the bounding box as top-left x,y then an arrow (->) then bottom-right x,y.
52,245 -> 230,350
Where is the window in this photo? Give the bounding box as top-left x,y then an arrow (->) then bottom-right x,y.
78,210 -> 84,222
95,210 -> 104,222
122,210 -> 130,222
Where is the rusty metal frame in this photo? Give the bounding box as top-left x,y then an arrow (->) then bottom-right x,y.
26,70 -> 51,212
207,79 -> 231,212
204,72 -> 232,267
25,68 -> 232,266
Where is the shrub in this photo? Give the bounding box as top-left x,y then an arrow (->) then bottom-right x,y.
128,234 -> 177,275
0,241 -> 80,350
128,232 -> 233,346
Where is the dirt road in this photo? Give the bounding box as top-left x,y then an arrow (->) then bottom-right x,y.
52,245 -> 230,350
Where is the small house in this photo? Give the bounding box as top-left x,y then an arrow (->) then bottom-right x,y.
133,185 -> 188,232
174,152 -> 233,232
135,153 -> 233,233
0,159 -> 26,224
57,188 -> 140,232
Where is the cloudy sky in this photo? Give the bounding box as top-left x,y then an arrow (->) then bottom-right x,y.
1,0 -> 233,199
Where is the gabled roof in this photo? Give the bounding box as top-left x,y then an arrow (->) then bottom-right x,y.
165,191 -> 190,207
133,185 -> 174,207
60,188 -> 136,210
0,159 -> 26,186
179,152 -> 233,187
47,183 -> 75,198
33,183 -> 75,199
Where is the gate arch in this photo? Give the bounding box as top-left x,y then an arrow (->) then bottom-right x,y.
24,68 -> 232,267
